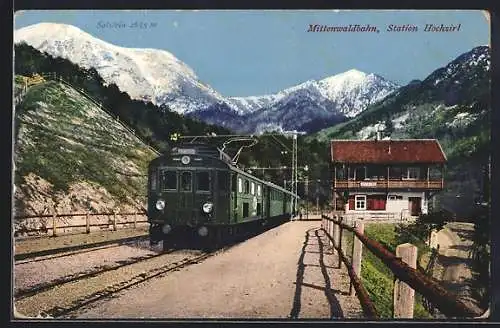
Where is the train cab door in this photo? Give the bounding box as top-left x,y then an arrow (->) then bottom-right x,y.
179,170 -> 194,223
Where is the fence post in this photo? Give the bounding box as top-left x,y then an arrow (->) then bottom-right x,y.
393,243 -> 418,318
329,218 -> 334,247
332,215 -> 339,252
429,229 -> 438,249
337,217 -> 343,269
52,207 -> 57,237
86,212 -> 90,234
113,211 -> 117,231
350,220 -> 364,295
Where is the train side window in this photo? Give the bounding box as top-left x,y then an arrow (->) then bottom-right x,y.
238,178 -> 243,193
181,171 -> 192,191
244,180 -> 250,194
251,182 -> 255,195
257,185 -> 261,197
161,170 -> 177,191
196,171 -> 210,191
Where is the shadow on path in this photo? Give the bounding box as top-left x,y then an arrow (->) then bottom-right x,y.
289,228 -> 344,319
315,229 -> 344,318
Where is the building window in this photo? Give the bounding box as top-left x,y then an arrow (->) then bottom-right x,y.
355,167 -> 366,181
336,167 -> 346,179
367,166 -> 386,180
238,178 -> 243,193
388,195 -> 403,200
407,167 -> 420,179
429,166 -> 443,179
251,182 -> 255,195
355,195 -> 366,210
389,167 -> 403,179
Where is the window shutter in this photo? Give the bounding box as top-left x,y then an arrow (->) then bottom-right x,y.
380,198 -> 386,210
366,198 -> 371,210
349,198 -> 355,210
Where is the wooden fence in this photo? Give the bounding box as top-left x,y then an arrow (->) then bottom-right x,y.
321,214 -> 484,319
14,211 -> 149,238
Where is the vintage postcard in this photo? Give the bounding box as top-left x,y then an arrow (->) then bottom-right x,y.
12,9 -> 490,320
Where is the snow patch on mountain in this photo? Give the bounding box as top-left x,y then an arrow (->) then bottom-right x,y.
15,22 -> 399,133
14,22 -> 227,114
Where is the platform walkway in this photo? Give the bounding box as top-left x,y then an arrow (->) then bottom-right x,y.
73,220 -> 364,319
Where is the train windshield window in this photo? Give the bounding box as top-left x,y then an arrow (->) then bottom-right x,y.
196,171 -> 210,191
238,178 -> 243,193
257,185 -> 261,196
244,180 -> 250,194
251,182 -> 255,195
160,170 -> 177,190
181,172 -> 192,191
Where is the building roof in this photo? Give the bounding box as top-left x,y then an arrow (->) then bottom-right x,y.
331,139 -> 447,164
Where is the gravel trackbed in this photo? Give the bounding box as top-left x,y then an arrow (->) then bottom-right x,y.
68,220 -> 363,319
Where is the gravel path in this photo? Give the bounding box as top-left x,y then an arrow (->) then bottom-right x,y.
68,221 -> 363,319
434,222 -> 485,315
14,238 -> 160,295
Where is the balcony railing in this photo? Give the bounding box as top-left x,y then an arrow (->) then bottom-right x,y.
334,179 -> 443,190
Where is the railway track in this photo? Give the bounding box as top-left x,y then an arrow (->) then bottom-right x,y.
15,249 -> 170,300
14,246 -> 222,318
14,224 -> 276,318
14,235 -> 149,262
49,251 -> 214,318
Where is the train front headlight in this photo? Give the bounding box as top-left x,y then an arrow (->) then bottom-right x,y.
156,199 -> 165,210
202,202 -> 213,214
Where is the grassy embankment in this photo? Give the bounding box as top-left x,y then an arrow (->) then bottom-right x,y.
341,223 -> 432,319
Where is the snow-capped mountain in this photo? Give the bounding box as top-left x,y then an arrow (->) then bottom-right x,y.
191,70 -> 398,133
15,22 -> 399,133
226,70 -> 398,118
14,22 -> 227,114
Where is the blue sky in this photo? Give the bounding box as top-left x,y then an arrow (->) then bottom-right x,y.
14,10 -> 489,97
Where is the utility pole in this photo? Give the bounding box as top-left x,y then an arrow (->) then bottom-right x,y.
305,171 -> 309,220
292,132 -> 298,217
